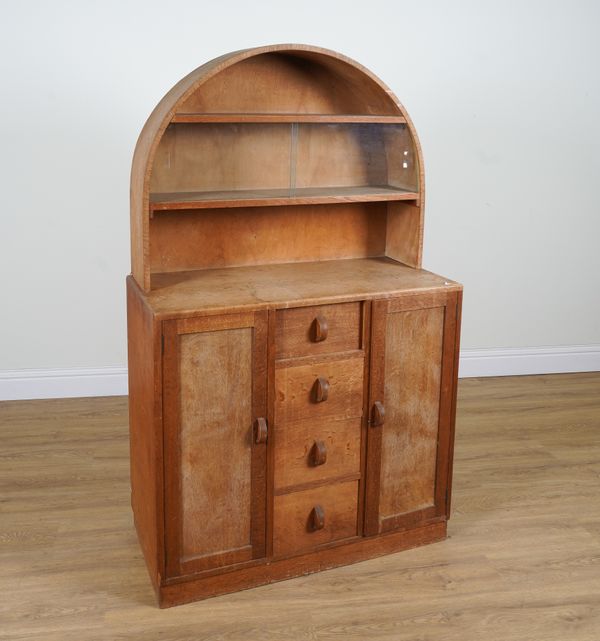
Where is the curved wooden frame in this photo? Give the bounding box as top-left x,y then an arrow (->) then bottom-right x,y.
131,44 -> 426,291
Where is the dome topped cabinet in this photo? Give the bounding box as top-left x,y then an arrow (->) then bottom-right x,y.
127,44 -> 463,607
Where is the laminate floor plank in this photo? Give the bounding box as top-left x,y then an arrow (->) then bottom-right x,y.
0,373 -> 599,640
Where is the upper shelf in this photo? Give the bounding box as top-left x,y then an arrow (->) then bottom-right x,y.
150,185 -> 419,212
171,113 -> 408,124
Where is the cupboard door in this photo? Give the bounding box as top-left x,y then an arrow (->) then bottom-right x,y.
364,291 -> 460,535
162,311 -> 268,577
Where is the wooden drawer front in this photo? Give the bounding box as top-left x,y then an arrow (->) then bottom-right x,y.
274,355 -> 364,426
276,302 -> 362,360
273,481 -> 359,556
274,417 -> 361,491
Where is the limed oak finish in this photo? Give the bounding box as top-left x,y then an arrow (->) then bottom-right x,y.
127,44 -> 463,607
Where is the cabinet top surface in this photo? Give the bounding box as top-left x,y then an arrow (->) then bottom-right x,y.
137,258 -> 461,319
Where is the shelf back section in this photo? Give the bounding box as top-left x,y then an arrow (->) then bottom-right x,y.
149,123 -> 418,195
149,202 -> 420,273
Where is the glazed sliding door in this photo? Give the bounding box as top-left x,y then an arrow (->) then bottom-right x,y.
364,291 -> 461,536
162,311 -> 268,577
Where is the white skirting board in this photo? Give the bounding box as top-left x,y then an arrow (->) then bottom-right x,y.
458,344 -> 600,378
0,345 -> 599,401
0,367 -> 128,402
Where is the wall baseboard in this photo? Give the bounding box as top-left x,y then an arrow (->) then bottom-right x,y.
1,345 -> 599,401
0,367 -> 128,401
459,344 -> 600,378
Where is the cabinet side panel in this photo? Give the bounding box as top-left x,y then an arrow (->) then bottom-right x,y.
127,277 -> 161,589
380,306 -> 444,519
179,329 -> 253,559
385,201 -> 423,268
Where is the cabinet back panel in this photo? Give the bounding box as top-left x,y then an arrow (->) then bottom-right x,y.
150,123 -> 416,196
176,52 -> 398,115
150,124 -> 291,194
179,329 -> 253,559
295,124 -> 417,192
380,307 -> 444,519
149,203 -> 387,273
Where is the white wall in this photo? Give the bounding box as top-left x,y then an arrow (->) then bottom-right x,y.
1,0 -> 599,398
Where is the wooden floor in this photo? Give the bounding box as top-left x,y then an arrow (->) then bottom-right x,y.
1,373 -> 599,640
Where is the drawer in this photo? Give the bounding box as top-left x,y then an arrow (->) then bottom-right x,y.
274,417 -> 361,490
276,302 -> 362,360
274,354 -> 364,427
273,480 -> 359,556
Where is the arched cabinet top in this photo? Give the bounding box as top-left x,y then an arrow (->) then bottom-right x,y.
131,45 -> 425,292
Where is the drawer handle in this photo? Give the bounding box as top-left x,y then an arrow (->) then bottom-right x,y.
371,401 -> 385,427
254,417 -> 268,444
309,504 -> 325,531
310,440 -> 328,466
313,377 -> 330,403
312,315 -> 329,342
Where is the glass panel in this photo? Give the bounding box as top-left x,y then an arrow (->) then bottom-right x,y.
150,123 -> 292,193
296,123 -> 418,192
150,122 -> 419,203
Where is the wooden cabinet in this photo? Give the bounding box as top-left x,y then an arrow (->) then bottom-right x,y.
127,45 -> 462,607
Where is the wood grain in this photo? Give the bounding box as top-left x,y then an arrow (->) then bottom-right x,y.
150,123 -> 291,195
171,113 -> 407,124
148,185 -> 418,211
131,44 -> 425,291
273,416 -> 362,491
274,354 -> 364,427
272,481 -> 359,556
178,328 -> 253,561
150,123 -> 416,205
149,204 -> 388,273
147,257 -> 461,319
385,201 -> 423,268
294,124 -> 409,190
379,306 -> 444,520
275,302 -> 362,360
2,372 -> 599,636
126,276 -> 163,590
162,312 -> 268,576
175,51 -> 400,116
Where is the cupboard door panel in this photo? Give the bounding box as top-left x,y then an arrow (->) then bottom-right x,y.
163,312 -> 268,577
365,291 -> 460,535
179,328 -> 253,560
380,307 -> 443,519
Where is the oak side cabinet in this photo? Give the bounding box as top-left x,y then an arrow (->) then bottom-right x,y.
127,44 -> 463,608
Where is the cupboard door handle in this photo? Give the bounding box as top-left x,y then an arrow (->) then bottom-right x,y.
371,401 -> 385,427
310,504 -> 325,531
310,440 -> 328,466
313,377 -> 330,403
312,314 -> 328,342
254,417 -> 268,444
